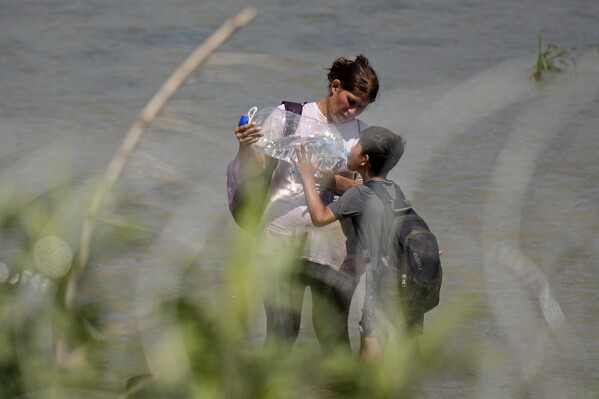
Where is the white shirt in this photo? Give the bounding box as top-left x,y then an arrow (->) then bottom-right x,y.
256,102 -> 367,270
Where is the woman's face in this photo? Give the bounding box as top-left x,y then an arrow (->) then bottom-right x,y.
327,80 -> 371,124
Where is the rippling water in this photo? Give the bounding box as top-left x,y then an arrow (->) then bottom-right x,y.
2,0 -> 598,397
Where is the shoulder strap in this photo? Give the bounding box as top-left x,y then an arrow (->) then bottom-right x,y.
281,101 -> 305,115
364,180 -> 411,214
359,180 -> 407,266
280,101 -> 305,137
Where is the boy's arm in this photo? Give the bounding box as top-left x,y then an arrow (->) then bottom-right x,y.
300,172 -> 337,226
290,144 -> 337,226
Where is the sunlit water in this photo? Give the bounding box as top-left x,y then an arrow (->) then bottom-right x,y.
1,0 -> 598,397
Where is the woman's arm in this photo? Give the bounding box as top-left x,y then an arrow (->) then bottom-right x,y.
328,174 -> 362,195
235,120 -> 268,176
317,164 -> 362,195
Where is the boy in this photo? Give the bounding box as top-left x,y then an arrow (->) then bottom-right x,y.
290,125 -> 411,361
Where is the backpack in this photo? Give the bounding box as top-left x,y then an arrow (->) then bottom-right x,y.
226,101 -> 304,231
365,180 -> 443,316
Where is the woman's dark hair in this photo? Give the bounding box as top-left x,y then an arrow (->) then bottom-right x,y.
326,54 -> 379,103
359,126 -> 405,175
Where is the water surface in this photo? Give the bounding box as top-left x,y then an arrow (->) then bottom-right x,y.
1,0 -> 598,397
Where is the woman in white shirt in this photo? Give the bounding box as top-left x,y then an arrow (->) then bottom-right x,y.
233,54 -> 379,355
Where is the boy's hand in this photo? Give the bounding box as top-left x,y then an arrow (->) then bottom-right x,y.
291,143 -> 323,180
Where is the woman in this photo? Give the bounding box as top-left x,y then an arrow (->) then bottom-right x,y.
233,54 -> 379,354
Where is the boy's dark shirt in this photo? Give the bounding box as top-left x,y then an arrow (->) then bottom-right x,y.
329,179 -> 406,335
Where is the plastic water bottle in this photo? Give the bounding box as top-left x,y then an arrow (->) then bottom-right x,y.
249,106 -> 346,172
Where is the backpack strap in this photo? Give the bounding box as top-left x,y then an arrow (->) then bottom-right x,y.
364,180 -> 411,213
281,101 -> 304,115
281,101 -> 305,137
360,180 -> 409,268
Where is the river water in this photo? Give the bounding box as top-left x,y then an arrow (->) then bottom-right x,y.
2,0 -> 598,397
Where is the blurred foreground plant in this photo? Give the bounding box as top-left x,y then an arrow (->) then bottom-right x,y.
0,156 -> 166,388
0,173 -> 477,399
532,28 -> 576,82
123,296 -> 474,398
120,196 -> 475,399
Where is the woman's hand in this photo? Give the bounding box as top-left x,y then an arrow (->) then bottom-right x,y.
235,121 -> 262,146
315,167 -> 335,190
235,119 -> 266,173
291,143 -> 322,180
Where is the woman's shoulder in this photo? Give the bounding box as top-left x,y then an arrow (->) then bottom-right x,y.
300,102 -> 324,120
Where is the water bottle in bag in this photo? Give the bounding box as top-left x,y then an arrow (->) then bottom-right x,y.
249,106 -> 346,172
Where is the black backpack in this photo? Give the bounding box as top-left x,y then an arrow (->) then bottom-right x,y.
365,180 -> 443,316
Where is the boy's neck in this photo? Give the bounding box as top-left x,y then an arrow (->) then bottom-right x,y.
361,173 -> 387,184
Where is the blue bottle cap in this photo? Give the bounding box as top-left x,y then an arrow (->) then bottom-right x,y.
238,107 -> 257,127
238,115 -> 249,127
